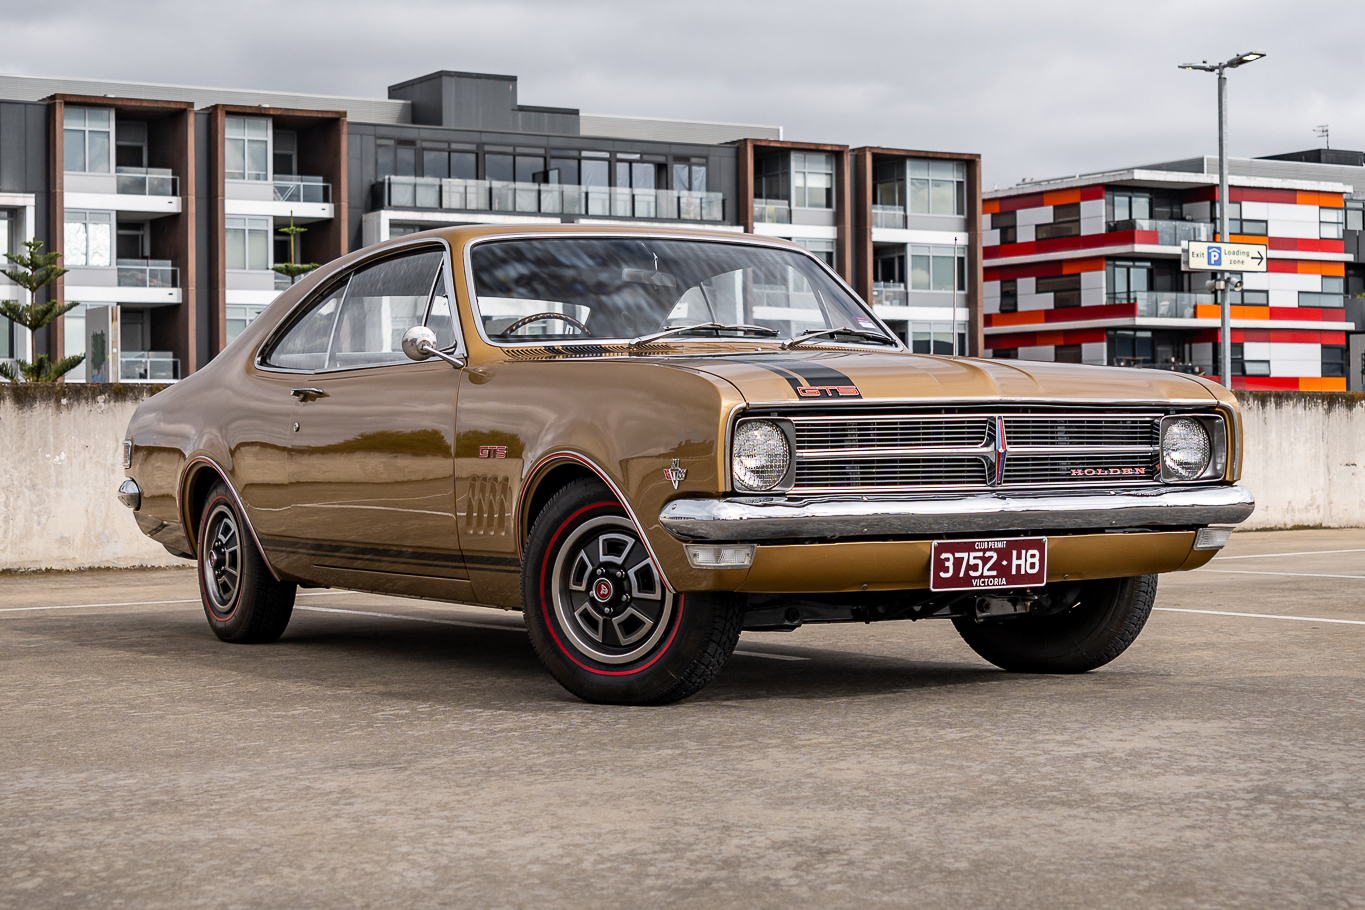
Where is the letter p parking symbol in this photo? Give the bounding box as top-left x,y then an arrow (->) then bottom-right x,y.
1208,246 -> 1222,267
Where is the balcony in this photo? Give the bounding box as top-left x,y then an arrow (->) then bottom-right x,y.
116,259 -> 178,288
115,167 -> 178,196
1107,291 -> 1215,319
872,206 -> 907,229
120,350 -> 179,382
375,176 -> 724,222
872,282 -> 908,306
273,175 -> 331,204
752,199 -> 790,224
1106,219 -> 1210,246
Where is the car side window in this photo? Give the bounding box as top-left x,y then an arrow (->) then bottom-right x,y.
264,247 -> 447,371
328,249 -> 444,369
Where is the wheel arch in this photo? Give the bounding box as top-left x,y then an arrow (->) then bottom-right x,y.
518,451 -> 675,593
178,455 -> 282,581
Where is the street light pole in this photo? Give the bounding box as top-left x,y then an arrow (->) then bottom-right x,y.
1179,51 -> 1266,388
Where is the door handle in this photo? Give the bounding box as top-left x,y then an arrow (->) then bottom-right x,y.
290,387 -> 328,402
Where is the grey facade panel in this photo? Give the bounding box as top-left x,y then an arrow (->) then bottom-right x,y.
0,101 -> 46,194
580,114 -> 780,144
0,74 -> 411,124
1143,155 -> 1363,191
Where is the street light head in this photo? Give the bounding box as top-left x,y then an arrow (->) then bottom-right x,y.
1227,51 -> 1267,68
1179,62 -> 1216,71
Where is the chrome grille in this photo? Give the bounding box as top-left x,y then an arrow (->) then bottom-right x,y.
784,410 -> 1164,494
795,457 -> 990,491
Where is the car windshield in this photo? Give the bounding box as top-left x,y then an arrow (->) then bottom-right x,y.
469,237 -> 889,344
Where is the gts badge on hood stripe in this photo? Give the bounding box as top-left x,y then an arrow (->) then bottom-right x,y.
797,384 -> 860,398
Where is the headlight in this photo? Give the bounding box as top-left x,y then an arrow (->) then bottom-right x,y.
1160,417 -> 1212,481
732,419 -> 792,492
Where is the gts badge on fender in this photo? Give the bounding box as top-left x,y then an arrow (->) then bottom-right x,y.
796,385 -> 860,398
663,458 -> 687,490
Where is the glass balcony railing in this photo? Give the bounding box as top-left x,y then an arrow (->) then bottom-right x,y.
872,282 -> 908,306
1107,291 -> 1215,319
120,350 -> 179,381
375,176 -> 723,222
1106,219 -> 1210,246
273,175 -> 330,204
872,205 -> 907,229
116,259 -> 178,288
753,199 -> 790,224
115,167 -> 178,196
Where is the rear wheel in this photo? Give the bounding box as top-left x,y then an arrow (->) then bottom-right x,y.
952,575 -> 1157,673
522,478 -> 743,705
197,483 -> 296,644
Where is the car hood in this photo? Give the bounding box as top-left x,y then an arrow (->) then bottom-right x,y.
666,349 -> 1222,405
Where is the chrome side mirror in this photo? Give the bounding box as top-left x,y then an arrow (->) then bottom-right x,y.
401,325 -> 465,369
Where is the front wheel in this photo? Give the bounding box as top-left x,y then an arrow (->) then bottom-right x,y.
952,575 -> 1157,673
197,483 -> 297,644
522,478 -> 743,705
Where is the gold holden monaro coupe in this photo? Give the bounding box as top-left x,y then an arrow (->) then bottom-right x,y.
120,225 -> 1254,704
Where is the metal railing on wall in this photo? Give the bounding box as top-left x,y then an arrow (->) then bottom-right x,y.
376,176 -> 723,221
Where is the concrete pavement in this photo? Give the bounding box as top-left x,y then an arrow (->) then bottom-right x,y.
2,528 -> 1363,909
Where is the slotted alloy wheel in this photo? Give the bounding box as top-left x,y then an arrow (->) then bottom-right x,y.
522,477 -> 744,705
201,502 -> 243,619
551,516 -> 674,664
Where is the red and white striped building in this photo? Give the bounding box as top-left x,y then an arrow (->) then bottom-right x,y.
982,153 -> 1364,391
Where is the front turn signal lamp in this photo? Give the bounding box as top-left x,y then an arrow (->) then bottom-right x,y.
685,544 -> 755,569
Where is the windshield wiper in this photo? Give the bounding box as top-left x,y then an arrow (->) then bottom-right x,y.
781,326 -> 896,350
630,322 -> 779,347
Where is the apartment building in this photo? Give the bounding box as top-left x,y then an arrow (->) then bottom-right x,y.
982,150 -> 1365,391
0,69 -> 982,382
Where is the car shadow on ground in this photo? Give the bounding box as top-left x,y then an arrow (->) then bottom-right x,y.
36,606 -> 1073,707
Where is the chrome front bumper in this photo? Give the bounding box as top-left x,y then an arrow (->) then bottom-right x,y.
658,485 -> 1255,542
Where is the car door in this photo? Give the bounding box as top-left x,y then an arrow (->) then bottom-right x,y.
260,244 -> 469,595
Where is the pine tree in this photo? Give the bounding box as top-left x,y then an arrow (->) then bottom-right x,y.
0,240 -> 84,383
271,216 -> 321,286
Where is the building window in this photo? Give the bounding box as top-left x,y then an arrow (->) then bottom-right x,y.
908,159 -> 965,216
999,278 -> 1018,313
992,210 -> 1017,245
910,244 -> 965,292
795,238 -> 835,268
1347,200 -> 1364,233
1222,202 -> 1268,236
616,159 -> 661,191
1055,343 -> 1083,363
64,107 -> 113,174
115,121 -> 147,169
673,157 -> 708,194
873,160 -> 904,208
755,154 -> 789,203
422,143 -> 478,181
1323,344 -> 1347,378
225,116 -> 270,181
273,130 -> 297,176
1109,188 -> 1185,224
377,139 -> 416,179
1321,206 -> 1344,240
1036,203 -> 1080,240
1228,289 -> 1269,306
991,348 -> 1017,359
1036,273 -> 1081,308
1228,342 -> 1270,377
226,303 -> 269,344
0,211 -> 10,358
791,152 -> 832,209
63,210 -> 113,267
226,216 -> 271,270
909,322 -> 965,355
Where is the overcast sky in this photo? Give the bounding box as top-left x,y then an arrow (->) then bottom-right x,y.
3,0 -> 1363,188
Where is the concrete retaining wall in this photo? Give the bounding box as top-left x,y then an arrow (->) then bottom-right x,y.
1,384 -> 184,572
1236,391 -> 1365,529
1,385 -> 1362,571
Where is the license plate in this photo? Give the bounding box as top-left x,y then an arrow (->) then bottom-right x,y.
930,537 -> 1047,592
